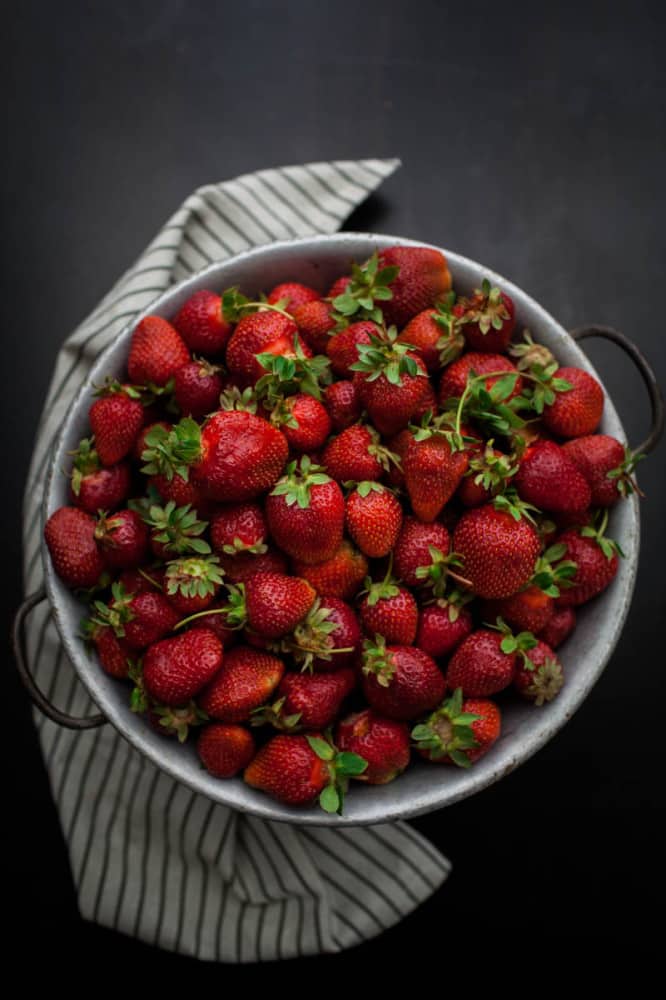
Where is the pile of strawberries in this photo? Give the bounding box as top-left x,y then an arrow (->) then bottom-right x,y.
44,245 -> 640,814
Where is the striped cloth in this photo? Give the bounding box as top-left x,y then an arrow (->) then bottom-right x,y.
20,159 -> 451,962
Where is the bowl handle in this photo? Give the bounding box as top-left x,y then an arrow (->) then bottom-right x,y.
569,325 -> 664,455
12,588 -> 107,730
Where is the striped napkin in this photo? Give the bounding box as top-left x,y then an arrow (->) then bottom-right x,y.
21,159 -> 451,961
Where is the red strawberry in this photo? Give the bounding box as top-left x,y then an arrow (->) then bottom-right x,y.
265,457 -> 344,564
446,629 -> 518,696
143,627 -> 223,705
412,689 -> 501,766
554,517 -> 620,606
326,275 -> 352,298
286,597 -> 361,671
482,584 -> 554,634
255,669 -> 356,731
210,502 -> 267,556
513,639 -> 564,705
352,332 -> 429,436
271,393 -> 332,453
438,352 -> 522,404
361,636 -> 446,721
233,572 -> 316,638
197,723 -> 255,778
267,281 -> 320,310
143,502 -> 211,560
393,516 -> 450,588
452,500 -> 541,599
457,443 -> 517,507
218,545 -> 287,585
345,483 -> 403,558
358,572 -> 419,646
69,438 -> 131,514
562,435 -> 641,506
515,441 -> 591,513
335,709 -> 410,784
173,359 -> 223,419
226,311 -> 305,385
149,472 -> 209,512
173,289 -> 232,355
191,411 -> 289,502
90,586 -> 179,651
397,302 -> 464,372
292,299 -> 336,354
292,540 -> 368,601
89,386 -> 144,466
128,315 -> 190,387
403,429 -> 469,522
146,702 -> 210,743
454,281 -> 516,353
323,380 -> 362,431
376,246 -> 452,328
94,509 -> 148,570
327,321 -> 378,377
415,600 -> 474,659
198,645 -> 285,722
322,423 -> 397,484
163,555 -> 224,615
385,428 -> 413,488
86,623 -> 133,679
542,367 -> 604,438
538,606 -> 576,649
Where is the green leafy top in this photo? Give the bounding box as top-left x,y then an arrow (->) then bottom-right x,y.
142,501 -> 211,555
349,327 -> 425,386
84,581 -> 135,638
165,555 -> 224,599
306,733 -> 368,815
487,616 -> 538,670
465,439 -> 519,495
69,437 -> 101,494
255,336 -> 331,403
218,385 -> 258,413
508,330 -> 556,372
449,368 -> 527,440
361,634 -> 396,688
330,251 -> 398,325
414,545 -> 471,598
492,486 -> 541,525
579,508 -> 625,560
250,696 -> 303,732
359,554 -> 401,607
455,279 -> 511,335
431,293 -> 466,366
270,455 -> 332,510
411,688 -> 481,768
141,417 -> 202,482
531,542 -> 577,597
281,598 -> 354,672
606,446 -> 645,498
221,286 -> 294,323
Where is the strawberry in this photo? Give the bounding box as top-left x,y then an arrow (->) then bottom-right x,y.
267,281 -> 320,310
361,636 -> 446,721
538,605 -> 576,649
173,359 -> 223,419
94,509 -> 148,570
554,514 -> 621,606
292,540 -> 368,601
513,639 -> 564,705
244,732 -> 367,812
173,289 -> 232,355
270,393 -> 332,453
323,380 -> 361,430
385,428 -> 413,488
141,501 -> 211,559
358,570 -> 419,645
403,424 -> 469,522
145,701 -> 208,742
562,435 -> 642,506
218,545 -> 287,585
226,572 -> 316,638
327,275 -> 352,298
284,597 -> 361,671
225,311 -> 304,385
198,645 -> 285,722
89,385 -> 144,466
515,441 -> 591,513
481,584 -> 554,635
446,628 -> 520,696
87,585 -> 179,651
254,669 -> 356,731
376,246 -> 452,328
84,622 -> 133,679
351,330 -> 429,436
69,438 -> 131,514
149,472 -> 210,513
327,321 -> 378,377
438,352 -> 522,405
322,423 -> 398,484
412,689 -> 501,766
542,367 -> 604,438
335,709 -> 411,784
128,315 -> 190,386
197,723 -> 255,778
164,555 -> 224,615
189,411 -> 288,502
452,498 -> 541,598
210,502 -> 268,556
454,280 -> 516,353
415,599 -> 474,659
393,516 -> 450,588
397,301 -> 464,373
142,627 -> 223,705
457,442 -> 517,507
292,299 -> 336,354
133,420 -> 172,463
345,482 -> 403,558
265,456 -> 344,564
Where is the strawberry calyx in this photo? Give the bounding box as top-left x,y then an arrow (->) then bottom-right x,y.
329,251 -> 398,326
487,616 -> 538,670
579,508 -> 625,560
270,455 -> 332,510
606,446 -> 646,498
218,386 -> 258,413
492,486 -> 541,525
361,634 -> 396,688
454,279 -> 511,336
521,659 -> 564,706
531,542 -> 577,597
281,598 -> 353,672
152,702 -> 209,742
430,292 -> 465,365
365,425 -> 402,471
411,688 -> 481,767
165,555 -> 224,599
140,417 -> 202,482
255,336 -> 331,402
349,326 -> 425,386
410,408 -> 473,453
451,369 -> 526,441
92,377 -> 145,401
221,286 -> 295,323
128,660 -> 149,713
68,437 -> 101,495
250,696 -> 302,731
508,330 -> 556,372
93,510 -> 126,545
464,439 -> 519,494
84,581 -> 135,638
427,588 -> 475,621
359,554 -> 401,607
415,545 -> 472,597
141,501 -> 211,556
305,733 -> 368,814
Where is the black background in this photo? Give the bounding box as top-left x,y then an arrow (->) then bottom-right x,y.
4,0 -> 665,971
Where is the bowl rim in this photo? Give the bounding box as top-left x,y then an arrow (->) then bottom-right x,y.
41,232 -> 640,825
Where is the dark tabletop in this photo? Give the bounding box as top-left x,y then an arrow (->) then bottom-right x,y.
4,0 -> 664,972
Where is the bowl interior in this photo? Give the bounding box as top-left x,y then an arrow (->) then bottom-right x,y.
43,234 -> 639,825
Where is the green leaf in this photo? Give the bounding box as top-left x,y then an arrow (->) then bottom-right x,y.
306,736 -> 335,761
449,750 -> 472,769
319,785 -> 340,813
336,752 -> 368,776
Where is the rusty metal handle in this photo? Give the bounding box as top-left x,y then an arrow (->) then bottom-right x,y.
12,588 -> 107,729
569,324 -> 664,456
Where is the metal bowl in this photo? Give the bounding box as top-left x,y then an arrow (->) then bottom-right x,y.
22,234 -> 662,825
